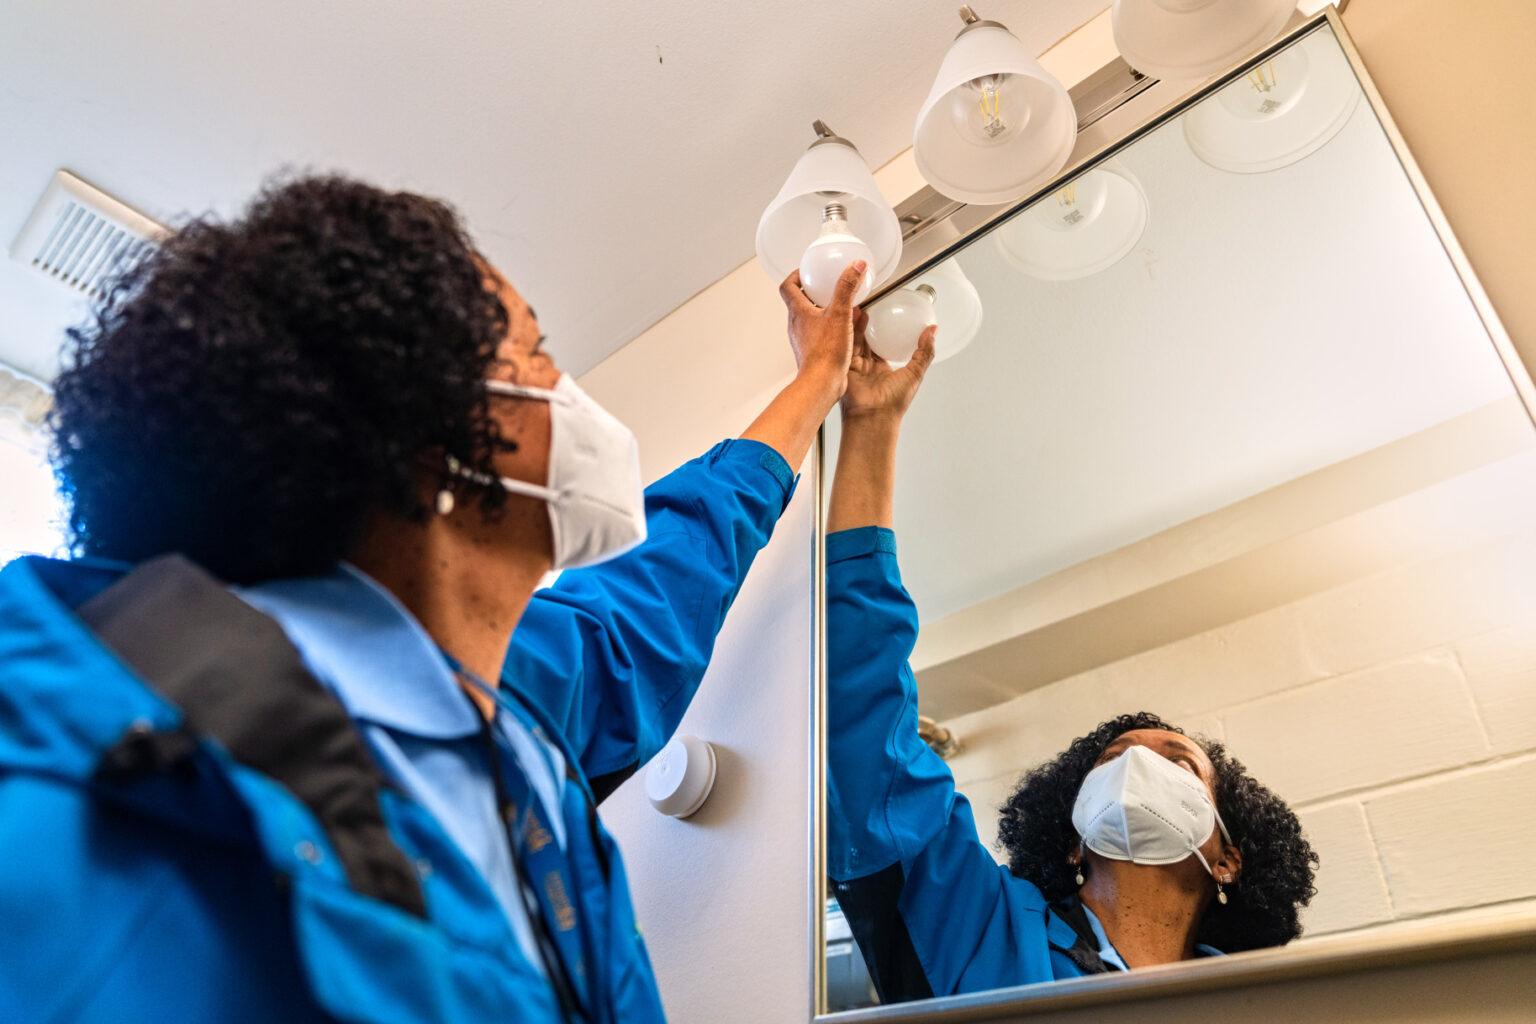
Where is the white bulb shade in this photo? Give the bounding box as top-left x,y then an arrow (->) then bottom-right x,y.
914,23 -> 1076,205
864,288 -> 936,365
799,230 -> 875,307
1183,34 -> 1361,173
863,258 -> 983,366
1113,0 -> 1297,82
756,139 -> 901,288
993,164 -> 1148,281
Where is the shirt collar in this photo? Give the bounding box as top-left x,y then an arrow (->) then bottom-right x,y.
1077,902 -> 1225,970
235,563 -> 481,739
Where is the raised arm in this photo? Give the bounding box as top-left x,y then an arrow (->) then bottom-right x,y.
825,328 -> 1061,999
503,263 -> 868,797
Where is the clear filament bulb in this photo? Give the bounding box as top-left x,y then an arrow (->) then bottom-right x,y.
946,73 -> 1030,146
1032,171 -> 1111,233
1217,47 -> 1310,122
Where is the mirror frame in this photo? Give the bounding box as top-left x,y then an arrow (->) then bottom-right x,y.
809,6 -> 1536,1020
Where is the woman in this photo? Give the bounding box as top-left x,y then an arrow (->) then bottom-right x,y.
0,175 -> 864,1022
825,324 -> 1318,1002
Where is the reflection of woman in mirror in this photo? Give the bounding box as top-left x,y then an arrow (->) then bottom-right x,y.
825,323 -> 1318,1001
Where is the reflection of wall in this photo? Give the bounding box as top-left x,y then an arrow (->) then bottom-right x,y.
939,447 -> 1536,939
914,398 -> 1536,719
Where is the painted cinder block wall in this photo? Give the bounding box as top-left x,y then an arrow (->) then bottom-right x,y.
942,522 -> 1536,939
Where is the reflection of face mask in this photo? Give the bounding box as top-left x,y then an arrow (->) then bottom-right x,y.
1071,744 -> 1232,876
479,373 -> 647,570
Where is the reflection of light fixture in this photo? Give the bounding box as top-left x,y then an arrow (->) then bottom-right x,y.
993,164 -> 1148,280
756,120 -> 901,306
864,258 -> 983,366
918,716 -> 962,760
1112,0 -> 1296,82
1184,35 -> 1361,173
913,6 -> 1076,205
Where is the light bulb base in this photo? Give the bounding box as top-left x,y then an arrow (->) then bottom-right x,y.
820,202 -> 849,224
914,283 -> 938,301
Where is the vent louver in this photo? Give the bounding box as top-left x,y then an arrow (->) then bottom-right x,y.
9,170 -> 166,300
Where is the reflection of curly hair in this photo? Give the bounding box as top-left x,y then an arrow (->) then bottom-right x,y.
995,711 -> 1318,952
51,174 -> 511,583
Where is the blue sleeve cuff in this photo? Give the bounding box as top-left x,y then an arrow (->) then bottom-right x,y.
707,438 -> 798,506
826,526 -> 897,565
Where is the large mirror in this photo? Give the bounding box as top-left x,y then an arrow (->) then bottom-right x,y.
819,14 -> 1534,1017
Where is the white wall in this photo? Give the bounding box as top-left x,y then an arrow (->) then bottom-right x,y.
597,476 -> 816,1024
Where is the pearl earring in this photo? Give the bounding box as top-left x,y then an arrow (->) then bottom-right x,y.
435,488 -> 455,516
1074,865 -> 1084,887
1216,876 -> 1230,905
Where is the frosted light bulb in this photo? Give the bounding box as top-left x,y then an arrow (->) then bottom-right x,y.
1217,48 -> 1310,122
864,284 -> 938,365
945,72 -> 1033,146
798,202 -> 875,307
1033,174 -> 1112,233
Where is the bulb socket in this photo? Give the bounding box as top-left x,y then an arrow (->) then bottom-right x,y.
956,5 -> 1007,37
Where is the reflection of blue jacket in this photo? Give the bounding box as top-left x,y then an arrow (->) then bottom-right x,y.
0,438 -> 794,1023
827,527 -> 1130,1001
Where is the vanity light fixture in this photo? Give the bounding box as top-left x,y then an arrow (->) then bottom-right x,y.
1112,0 -> 1297,82
912,6 -> 1076,206
1183,34 -> 1360,173
992,163 -> 1148,281
755,120 -> 901,307
864,258 -> 983,366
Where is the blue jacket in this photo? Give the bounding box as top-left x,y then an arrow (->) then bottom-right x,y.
826,527 -> 1134,1002
0,438 -> 795,1023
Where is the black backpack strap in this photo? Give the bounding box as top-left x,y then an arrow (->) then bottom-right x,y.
78,554 -> 426,919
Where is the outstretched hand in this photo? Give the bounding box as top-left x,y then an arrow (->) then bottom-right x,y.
841,317 -> 936,422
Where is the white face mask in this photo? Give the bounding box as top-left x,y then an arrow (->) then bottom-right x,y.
1071,743 -> 1233,877
472,373 -> 648,570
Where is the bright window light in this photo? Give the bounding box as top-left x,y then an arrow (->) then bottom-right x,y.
0,439 -> 67,564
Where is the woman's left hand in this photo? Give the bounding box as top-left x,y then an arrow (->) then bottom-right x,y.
840,317 -> 936,423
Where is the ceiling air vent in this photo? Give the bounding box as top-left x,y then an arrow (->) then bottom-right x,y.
9,170 -> 167,300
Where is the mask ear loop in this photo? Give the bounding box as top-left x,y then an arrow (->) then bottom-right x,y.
485,378 -> 571,405
445,455 -> 562,504
1191,805 -> 1237,902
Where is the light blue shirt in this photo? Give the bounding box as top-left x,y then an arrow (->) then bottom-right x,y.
236,563 -> 565,978
1080,903 -> 1223,971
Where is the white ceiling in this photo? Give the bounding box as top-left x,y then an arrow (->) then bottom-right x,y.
0,0 -> 1106,382
833,29 -> 1518,627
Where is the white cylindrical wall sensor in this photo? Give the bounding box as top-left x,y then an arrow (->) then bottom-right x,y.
646,734 -> 718,819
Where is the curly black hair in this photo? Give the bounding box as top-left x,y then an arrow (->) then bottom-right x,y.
995,711 -> 1317,952
50,173 -> 512,583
